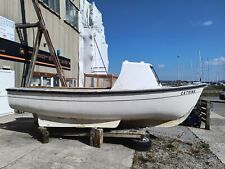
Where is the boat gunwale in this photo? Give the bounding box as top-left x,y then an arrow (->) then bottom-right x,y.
6,84 -> 206,95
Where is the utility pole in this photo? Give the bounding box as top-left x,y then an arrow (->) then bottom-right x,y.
177,55 -> 180,85
207,57 -> 210,82
223,68 -> 225,82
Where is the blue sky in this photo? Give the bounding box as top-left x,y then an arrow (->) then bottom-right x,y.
88,0 -> 225,81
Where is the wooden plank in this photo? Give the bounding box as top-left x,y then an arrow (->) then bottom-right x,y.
110,75 -> 113,87
200,108 -> 207,113
201,102 -> 208,107
96,75 -> 99,88
201,106 -> 207,110
200,112 -> 206,116
84,73 -> 87,87
49,128 -> 144,139
205,102 -> 211,130
25,30 -> 42,87
104,129 -> 145,138
201,118 -> 207,123
33,71 -> 57,78
211,100 -> 225,104
16,22 -> 39,28
84,73 -> 118,79
201,100 -> 207,103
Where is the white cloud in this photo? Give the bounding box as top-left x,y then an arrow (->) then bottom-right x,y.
205,56 -> 225,66
158,64 -> 165,68
190,20 -> 214,27
202,20 -> 213,27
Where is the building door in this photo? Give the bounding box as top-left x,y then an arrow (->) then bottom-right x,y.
0,70 -> 15,116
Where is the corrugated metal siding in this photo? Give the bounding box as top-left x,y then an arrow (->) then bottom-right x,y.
0,0 -> 80,87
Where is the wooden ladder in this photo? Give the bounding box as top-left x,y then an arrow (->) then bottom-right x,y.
16,0 -> 67,87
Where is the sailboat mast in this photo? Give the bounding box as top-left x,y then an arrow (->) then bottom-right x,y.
199,49 -> 203,82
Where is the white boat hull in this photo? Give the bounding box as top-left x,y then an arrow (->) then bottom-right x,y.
7,84 -> 205,128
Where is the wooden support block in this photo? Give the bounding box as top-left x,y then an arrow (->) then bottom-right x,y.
90,128 -> 103,148
33,114 -> 39,127
37,127 -> 49,143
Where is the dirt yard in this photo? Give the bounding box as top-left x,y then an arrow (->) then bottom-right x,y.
132,136 -> 225,169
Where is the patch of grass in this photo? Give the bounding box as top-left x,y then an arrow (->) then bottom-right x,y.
165,143 -> 175,149
138,155 -> 150,163
191,144 -> 200,155
131,153 -> 148,169
201,143 -> 210,150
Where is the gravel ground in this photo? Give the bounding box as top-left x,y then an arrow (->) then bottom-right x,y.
132,135 -> 225,169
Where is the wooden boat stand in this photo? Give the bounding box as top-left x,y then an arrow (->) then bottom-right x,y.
199,98 -> 225,130
199,99 -> 211,130
36,126 -> 148,148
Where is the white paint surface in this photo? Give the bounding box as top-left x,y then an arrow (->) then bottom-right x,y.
79,0 -> 109,86
112,61 -> 162,90
0,70 -> 15,116
0,16 -> 15,41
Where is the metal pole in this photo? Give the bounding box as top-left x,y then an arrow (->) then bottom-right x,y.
199,49 -> 203,82
224,68 -> 225,81
177,55 -> 180,84
94,37 -> 108,74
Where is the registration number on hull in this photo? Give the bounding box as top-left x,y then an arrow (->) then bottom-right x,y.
181,90 -> 196,95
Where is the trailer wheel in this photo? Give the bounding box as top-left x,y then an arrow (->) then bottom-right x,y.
130,134 -> 152,151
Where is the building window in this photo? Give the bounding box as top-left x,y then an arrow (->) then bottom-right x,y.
41,0 -> 60,14
65,0 -> 79,29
